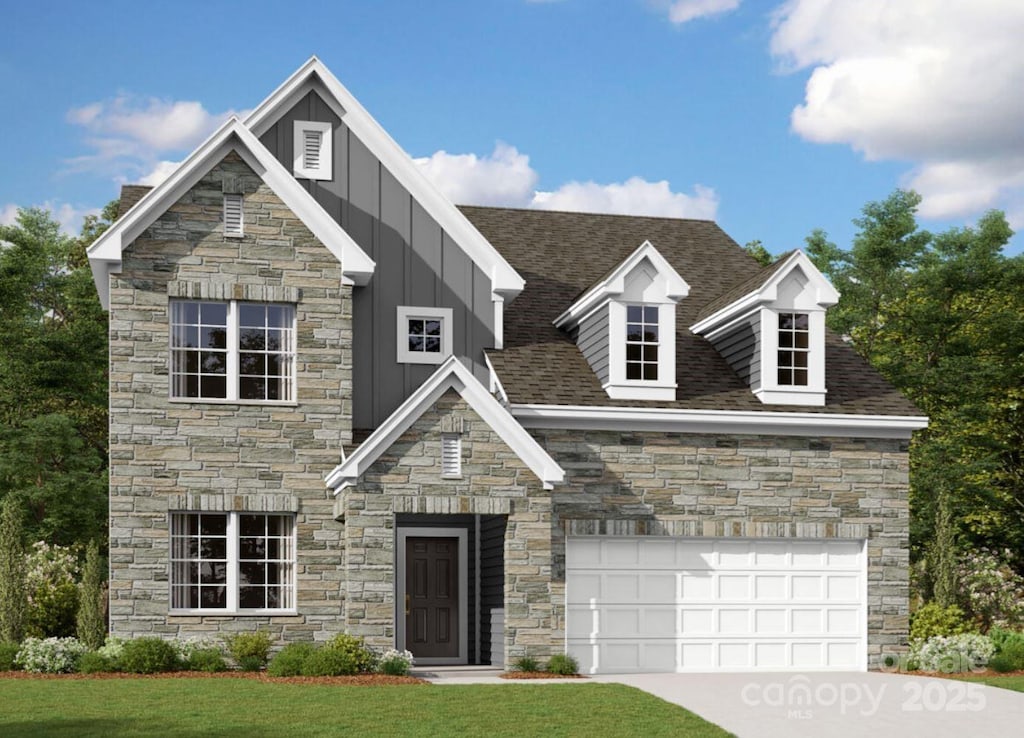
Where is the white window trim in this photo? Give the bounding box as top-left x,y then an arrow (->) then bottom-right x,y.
396,306 -> 453,365
754,307 -> 827,406
168,300 -> 297,404
605,301 -> 677,401
223,194 -> 244,237
168,511 -> 297,616
293,120 -> 333,180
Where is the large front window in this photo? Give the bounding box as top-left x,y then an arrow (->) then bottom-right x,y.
626,305 -> 659,380
777,312 -> 809,386
170,512 -> 295,612
170,300 -> 295,402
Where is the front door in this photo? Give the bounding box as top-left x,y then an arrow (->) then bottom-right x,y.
405,537 -> 459,659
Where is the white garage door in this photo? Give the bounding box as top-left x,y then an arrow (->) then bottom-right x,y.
566,537 -> 866,674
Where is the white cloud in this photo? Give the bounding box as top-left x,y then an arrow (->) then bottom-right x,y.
414,143 -> 538,208
0,202 -> 100,235
534,179 -> 719,219
771,0 -> 1024,219
415,142 -> 719,219
65,95 -> 246,184
139,160 -> 182,187
665,0 -> 740,25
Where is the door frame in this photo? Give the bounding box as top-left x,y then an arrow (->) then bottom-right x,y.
396,527 -> 468,665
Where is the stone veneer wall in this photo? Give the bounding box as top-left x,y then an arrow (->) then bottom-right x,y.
108,151 -> 352,641
343,389 -> 909,667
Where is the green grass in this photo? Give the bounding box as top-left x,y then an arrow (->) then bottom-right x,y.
954,674 -> 1024,693
0,678 -> 731,737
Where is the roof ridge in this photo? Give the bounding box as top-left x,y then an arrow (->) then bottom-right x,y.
455,203 -> 718,224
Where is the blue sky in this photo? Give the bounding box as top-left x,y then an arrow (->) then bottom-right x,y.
2,0 -> 1022,255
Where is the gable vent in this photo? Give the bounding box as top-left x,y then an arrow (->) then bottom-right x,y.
223,194 -> 243,237
303,129 -> 323,171
441,434 -> 461,478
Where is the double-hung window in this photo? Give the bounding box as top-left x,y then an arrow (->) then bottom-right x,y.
169,512 -> 296,612
777,312 -> 810,386
625,305 -> 659,381
170,300 -> 295,402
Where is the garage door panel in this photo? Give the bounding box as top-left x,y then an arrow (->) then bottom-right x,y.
566,537 -> 866,674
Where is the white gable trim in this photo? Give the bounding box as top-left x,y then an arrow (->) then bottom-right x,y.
245,57 -> 525,301
690,250 -> 839,336
86,118 -> 375,309
554,240 -> 689,330
509,403 -> 928,440
325,356 -> 564,491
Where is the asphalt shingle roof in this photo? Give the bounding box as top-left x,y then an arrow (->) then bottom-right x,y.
459,205 -> 920,416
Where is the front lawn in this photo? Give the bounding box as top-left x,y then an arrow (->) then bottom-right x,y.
0,677 -> 731,737
953,674 -> 1024,693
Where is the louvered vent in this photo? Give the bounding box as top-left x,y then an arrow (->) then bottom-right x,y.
441,434 -> 461,477
303,129 -> 322,171
223,194 -> 243,236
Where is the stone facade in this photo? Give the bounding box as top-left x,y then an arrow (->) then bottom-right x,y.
108,151 -> 352,641
340,389 -> 910,667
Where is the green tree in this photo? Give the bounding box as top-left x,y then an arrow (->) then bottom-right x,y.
807,190 -> 1024,569
76,539 -> 106,649
0,495 -> 27,642
0,204 -> 113,548
743,239 -> 774,266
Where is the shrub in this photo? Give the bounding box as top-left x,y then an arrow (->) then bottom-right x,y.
989,626 -> 1024,653
511,656 -> 541,673
24,542 -> 80,639
171,637 -> 220,665
15,636 -> 88,673
988,643 -> 1024,673
226,631 -> 273,671
956,548 -> 1024,630
186,648 -> 228,673
323,633 -> 376,673
546,653 -> 579,675
301,647 -> 359,676
910,603 -> 973,642
0,497 -> 27,643
119,637 -> 180,674
376,648 -> 414,676
97,636 -> 127,667
0,641 -> 21,671
76,540 -> 106,650
910,633 -> 996,673
77,651 -> 116,674
267,642 -> 318,677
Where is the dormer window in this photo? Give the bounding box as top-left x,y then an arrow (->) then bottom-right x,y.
554,241 -> 689,402
626,305 -> 659,381
777,312 -> 809,386
690,251 -> 839,407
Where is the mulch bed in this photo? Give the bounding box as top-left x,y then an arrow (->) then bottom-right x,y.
500,671 -> 585,680
0,670 -> 425,685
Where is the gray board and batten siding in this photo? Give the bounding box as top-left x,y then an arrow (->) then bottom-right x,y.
572,303 -> 611,386
258,89 -> 495,430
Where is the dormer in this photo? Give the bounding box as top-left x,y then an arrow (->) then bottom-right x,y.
554,241 -> 689,401
690,250 -> 839,406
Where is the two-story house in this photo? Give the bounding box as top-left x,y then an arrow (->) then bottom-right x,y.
88,58 -> 926,674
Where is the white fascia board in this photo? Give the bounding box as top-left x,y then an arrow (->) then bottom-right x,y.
509,403 -> 928,440
86,118 -> 375,308
690,250 -> 839,336
484,352 -> 510,406
244,57 -> 524,300
325,357 -> 564,491
554,240 -> 689,329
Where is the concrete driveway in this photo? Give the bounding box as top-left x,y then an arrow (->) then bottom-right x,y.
592,672 -> 1024,737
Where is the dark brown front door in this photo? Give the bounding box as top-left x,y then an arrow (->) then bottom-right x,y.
405,537 -> 459,659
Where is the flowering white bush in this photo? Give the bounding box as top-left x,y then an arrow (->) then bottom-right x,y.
15,636 -> 88,673
24,542 -> 80,638
171,636 -> 221,663
97,636 -> 128,663
910,633 -> 996,673
956,548 -> 1024,630
377,648 -> 414,675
